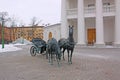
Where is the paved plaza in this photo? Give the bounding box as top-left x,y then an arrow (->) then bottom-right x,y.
0,45 -> 120,80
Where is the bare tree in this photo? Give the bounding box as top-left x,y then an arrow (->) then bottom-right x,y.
30,17 -> 42,26
30,17 -> 42,38
19,21 -> 25,37
9,16 -> 17,42
19,21 -> 25,44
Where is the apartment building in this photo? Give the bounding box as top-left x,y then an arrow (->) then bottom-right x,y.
61,0 -> 120,46
0,25 -> 44,43
13,26 -> 44,41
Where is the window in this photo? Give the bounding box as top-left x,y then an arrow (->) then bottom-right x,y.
103,3 -> 110,6
28,30 -> 33,37
88,4 -> 95,7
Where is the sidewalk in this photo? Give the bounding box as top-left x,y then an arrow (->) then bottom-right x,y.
0,45 -> 120,80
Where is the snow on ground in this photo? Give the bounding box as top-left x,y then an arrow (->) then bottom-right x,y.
0,44 -> 22,53
13,43 -> 26,45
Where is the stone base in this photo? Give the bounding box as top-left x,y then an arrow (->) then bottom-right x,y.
113,44 -> 120,48
94,43 -> 105,48
76,43 -> 120,48
75,43 -> 87,48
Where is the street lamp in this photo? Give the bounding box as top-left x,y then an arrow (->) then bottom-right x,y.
0,12 -> 10,49
1,17 -> 5,48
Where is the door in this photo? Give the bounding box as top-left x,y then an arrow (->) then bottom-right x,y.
87,29 -> 96,44
49,32 -> 52,39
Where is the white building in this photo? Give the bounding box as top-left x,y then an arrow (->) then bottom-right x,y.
61,0 -> 120,47
43,23 -> 61,42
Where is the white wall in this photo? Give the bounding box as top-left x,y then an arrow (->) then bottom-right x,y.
85,18 -> 95,28
104,17 -> 115,43
43,23 -> 61,42
103,0 -> 115,5
84,0 -> 95,7
68,0 -> 77,9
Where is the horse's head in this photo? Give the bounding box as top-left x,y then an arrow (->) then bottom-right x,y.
69,25 -> 73,37
68,26 -> 74,42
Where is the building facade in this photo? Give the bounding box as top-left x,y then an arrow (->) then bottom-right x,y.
0,24 -> 11,43
61,0 -> 120,46
13,26 -> 44,41
0,25 -> 44,43
43,23 -> 61,42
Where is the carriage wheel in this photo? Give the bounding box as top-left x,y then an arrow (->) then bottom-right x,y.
30,46 -> 37,56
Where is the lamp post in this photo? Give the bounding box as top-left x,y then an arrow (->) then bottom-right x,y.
1,17 -> 5,48
0,12 -> 10,49
0,13 -> 6,49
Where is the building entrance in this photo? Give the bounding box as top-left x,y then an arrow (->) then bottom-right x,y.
87,29 -> 96,44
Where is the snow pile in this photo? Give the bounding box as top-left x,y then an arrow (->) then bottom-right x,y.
0,44 -> 22,53
13,43 -> 26,45
12,37 -> 32,45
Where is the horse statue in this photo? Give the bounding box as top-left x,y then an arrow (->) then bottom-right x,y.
46,38 -> 61,66
58,25 -> 75,64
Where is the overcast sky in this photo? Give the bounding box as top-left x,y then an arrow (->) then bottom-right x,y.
0,0 -> 61,26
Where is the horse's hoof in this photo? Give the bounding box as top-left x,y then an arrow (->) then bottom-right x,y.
58,64 -> 61,67
68,62 -> 72,65
70,61 -> 72,64
48,61 -> 50,63
50,63 -> 53,65
68,62 -> 70,65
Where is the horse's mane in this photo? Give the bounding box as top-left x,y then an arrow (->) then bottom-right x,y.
47,38 -> 61,54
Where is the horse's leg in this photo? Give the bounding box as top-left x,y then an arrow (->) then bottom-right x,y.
70,49 -> 73,64
60,48 -> 62,60
63,48 -> 66,60
56,54 -> 60,67
51,52 -> 53,65
46,49 -> 48,59
67,49 -> 70,64
54,53 -> 56,61
48,51 -> 50,63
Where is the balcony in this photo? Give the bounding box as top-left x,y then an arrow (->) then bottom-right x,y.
66,5 -> 115,18
66,8 -> 77,19
103,5 -> 115,16
103,5 -> 115,12
84,6 -> 96,14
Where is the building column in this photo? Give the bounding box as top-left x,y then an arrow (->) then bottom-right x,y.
95,0 -> 105,46
61,0 -> 68,38
114,0 -> 120,47
77,0 -> 86,45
